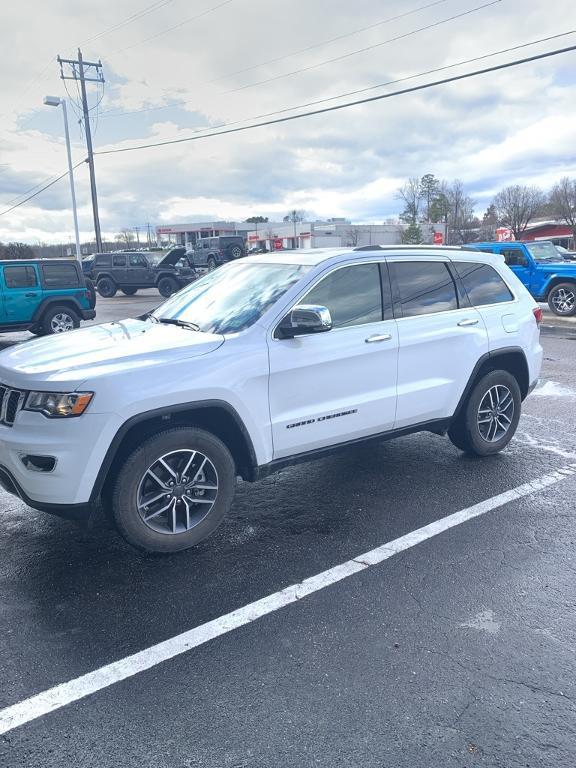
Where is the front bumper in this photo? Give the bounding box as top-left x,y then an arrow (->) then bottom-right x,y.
0,410 -> 121,515
0,465 -> 93,521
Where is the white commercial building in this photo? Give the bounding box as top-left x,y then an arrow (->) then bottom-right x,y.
156,219 -> 446,251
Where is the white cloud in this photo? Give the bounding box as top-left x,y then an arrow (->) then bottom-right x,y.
0,0 -> 575,243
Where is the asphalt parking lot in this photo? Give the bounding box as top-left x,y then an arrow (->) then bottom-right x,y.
0,294 -> 576,767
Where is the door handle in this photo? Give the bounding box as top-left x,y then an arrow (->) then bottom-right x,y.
365,333 -> 392,343
25,292 -> 37,297
457,318 -> 479,327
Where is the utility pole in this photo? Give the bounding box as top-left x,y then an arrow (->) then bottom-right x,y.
57,50 -> 104,252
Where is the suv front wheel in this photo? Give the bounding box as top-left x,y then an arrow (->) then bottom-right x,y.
548,282 -> 576,316
157,276 -> 179,298
448,370 -> 521,456
112,427 -> 236,553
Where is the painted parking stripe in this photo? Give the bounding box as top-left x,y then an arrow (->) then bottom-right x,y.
1,464 -> 575,736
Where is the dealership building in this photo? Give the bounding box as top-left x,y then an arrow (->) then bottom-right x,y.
156,219 -> 446,250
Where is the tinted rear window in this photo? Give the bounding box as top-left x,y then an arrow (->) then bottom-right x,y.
42,262 -> 80,287
95,254 -> 111,266
113,254 -> 127,266
392,261 -> 458,317
453,262 -> 513,305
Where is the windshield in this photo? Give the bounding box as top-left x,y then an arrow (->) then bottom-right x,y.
152,261 -> 309,334
525,242 -> 561,262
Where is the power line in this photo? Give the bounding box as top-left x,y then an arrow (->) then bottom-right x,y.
97,31 -> 573,140
211,0 -> 453,85
116,0 -> 239,53
224,0 -> 503,95
95,44 -> 576,156
0,161 -> 85,218
81,0 -> 176,45
98,0 -> 453,118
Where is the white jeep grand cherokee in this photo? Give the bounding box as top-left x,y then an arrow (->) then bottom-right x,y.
0,246 -> 542,553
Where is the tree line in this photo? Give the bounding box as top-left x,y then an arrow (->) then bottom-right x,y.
396,174 -> 576,245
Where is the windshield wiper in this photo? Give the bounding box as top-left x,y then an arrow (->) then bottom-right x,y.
155,317 -> 201,332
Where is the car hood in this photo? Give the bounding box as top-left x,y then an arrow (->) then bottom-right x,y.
0,318 -> 224,389
156,248 -> 187,267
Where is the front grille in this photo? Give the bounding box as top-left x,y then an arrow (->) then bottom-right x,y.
0,385 -> 26,427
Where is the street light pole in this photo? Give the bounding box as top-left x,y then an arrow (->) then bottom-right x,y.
44,96 -> 81,261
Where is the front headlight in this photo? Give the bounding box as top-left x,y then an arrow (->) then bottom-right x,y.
24,391 -> 94,418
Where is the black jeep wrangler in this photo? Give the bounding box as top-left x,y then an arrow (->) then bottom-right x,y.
86,248 -> 196,298
191,236 -> 246,271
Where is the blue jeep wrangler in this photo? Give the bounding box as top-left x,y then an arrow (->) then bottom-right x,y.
470,240 -> 576,317
0,259 -> 96,335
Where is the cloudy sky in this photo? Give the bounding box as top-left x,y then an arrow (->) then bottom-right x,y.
1,0 -> 575,244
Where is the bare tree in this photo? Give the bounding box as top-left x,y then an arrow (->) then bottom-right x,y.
115,230 -> 136,247
283,209 -> 306,248
493,185 -> 544,239
441,180 -> 476,244
395,178 -> 422,223
345,226 -> 363,246
550,177 -> 576,241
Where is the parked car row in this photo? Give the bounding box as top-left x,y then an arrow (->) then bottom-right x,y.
81,237 -> 248,298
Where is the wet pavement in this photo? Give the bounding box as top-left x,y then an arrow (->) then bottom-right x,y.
0,303 -> 575,767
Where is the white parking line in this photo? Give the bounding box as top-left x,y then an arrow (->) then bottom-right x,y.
0,463 -> 575,736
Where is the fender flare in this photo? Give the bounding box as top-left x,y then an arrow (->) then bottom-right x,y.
89,399 -> 259,501
31,296 -> 84,323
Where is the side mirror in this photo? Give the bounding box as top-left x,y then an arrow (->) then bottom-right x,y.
277,304 -> 332,339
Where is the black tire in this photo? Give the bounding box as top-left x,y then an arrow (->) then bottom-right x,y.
85,278 -> 97,309
40,305 -> 80,335
207,256 -> 217,271
547,282 -> 576,316
97,276 -> 117,298
448,370 -> 521,457
112,427 -> 236,553
226,244 -> 244,259
121,287 -> 138,296
157,276 -> 179,298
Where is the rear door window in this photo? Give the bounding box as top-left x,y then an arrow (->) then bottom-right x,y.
4,265 -> 38,288
391,261 -> 458,317
41,262 -> 80,288
453,262 -> 513,305
113,254 -> 127,266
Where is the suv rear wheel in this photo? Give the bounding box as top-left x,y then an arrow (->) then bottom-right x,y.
121,287 -> 138,296
157,276 -> 179,298
448,370 -> 521,456
547,282 -> 576,316
40,305 -> 80,335
112,427 -> 236,553
97,276 -> 117,298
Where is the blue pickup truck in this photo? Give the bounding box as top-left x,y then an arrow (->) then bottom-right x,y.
470,240 -> 576,316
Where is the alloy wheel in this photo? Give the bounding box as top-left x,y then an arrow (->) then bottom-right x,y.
552,287 -> 575,314
50,312 -> 74,333
136,449 -> 219,534
477,385 -> 514,443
